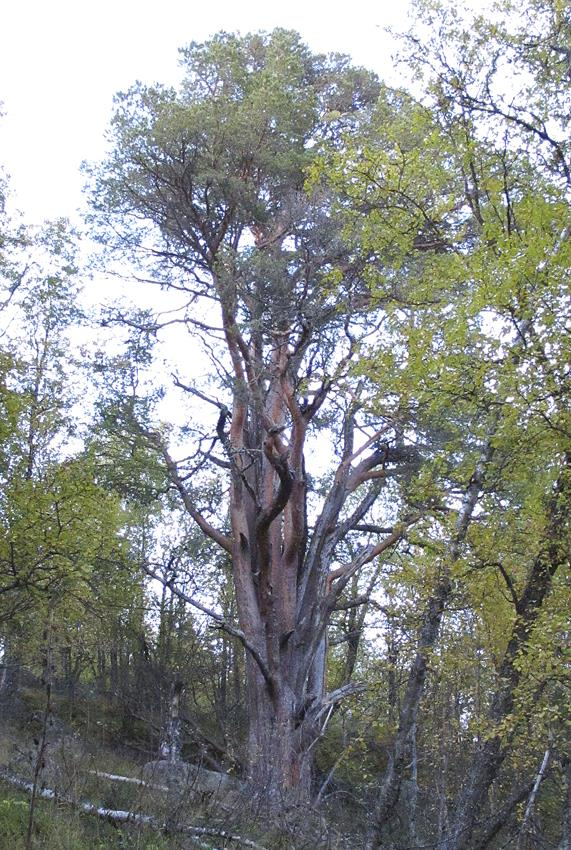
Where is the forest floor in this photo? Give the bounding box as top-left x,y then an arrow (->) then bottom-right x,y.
0,684 -> 360,849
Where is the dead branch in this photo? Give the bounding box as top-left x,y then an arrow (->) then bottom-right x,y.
88,770 -> 169,792
0,769 -> 268,850
142,563 -> 273,689
140,428 -> 233,554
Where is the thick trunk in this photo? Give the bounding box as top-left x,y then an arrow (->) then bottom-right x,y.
245,658 -> 313,806
223,336 -> 320,806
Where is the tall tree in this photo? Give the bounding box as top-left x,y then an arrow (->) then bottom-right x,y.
85,29 -> 427,804
317,1 -> 570,846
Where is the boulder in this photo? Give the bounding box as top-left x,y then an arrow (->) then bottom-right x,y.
142,758 -> 243,804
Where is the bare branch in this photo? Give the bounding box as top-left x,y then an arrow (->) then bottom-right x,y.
143,431 -> 233,554
317,682 -> 367,715
497,562 -> 519,609
328,514 -> 422,603
354,524 -> 395,534
142,563 -> 272,689
331,481 -> 386,548
171,375 -> 228,411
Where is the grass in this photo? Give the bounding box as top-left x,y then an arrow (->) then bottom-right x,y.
0,785 -> 178,850
0,687 -> 356,849
0,705 -> 193,850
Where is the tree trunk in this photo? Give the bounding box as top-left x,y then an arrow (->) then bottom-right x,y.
365,437 -> 495,850
471,781 -> 534,850
159,680 -> 185,763
558,757 -> 571,850
245,658 -> 314,806
440,460 -> 569,850
96,648 -> 106,696
26,605 -> 54,850
109,644 -> 119,703
0,638 -> 19,703
517,747 -> 551,850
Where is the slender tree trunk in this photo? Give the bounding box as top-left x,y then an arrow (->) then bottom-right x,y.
0,638 -> 16,700
440,461 -> 569,850
437,695 -> 451,843
365,573 -> 452,850
159,680 -> 185,763
386,633 -> 399,725
109,644 -> 119,704
365,438 -> 495,850
96,649 -> 106,696
409,722 -> 419,848
517,747 -> 551,850
26,606 -> 54,850
558,757 -> 571,850
471,781 -> 535,850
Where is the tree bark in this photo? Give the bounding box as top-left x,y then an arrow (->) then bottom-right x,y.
439,460 -> 570,850
558,757 -> 571,850
159,680 -> 185,763
365,437 -> 495,850
516,747 -> 551,850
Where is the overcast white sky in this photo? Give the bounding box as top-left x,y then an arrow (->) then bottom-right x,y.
1,0 -> 413,225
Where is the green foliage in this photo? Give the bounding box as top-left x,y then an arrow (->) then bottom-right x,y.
311,1 -> 570,842
0,787 -> 174,850
0,796 -> 34,840
0,8 -> 569,847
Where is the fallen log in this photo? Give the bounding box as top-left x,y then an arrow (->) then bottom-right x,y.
0,768 -> 267,850
88,766 -> 242,814
88,769 -> 169,792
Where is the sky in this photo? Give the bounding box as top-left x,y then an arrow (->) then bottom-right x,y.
1,0 -> 413,225
0,0 -> 417,450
